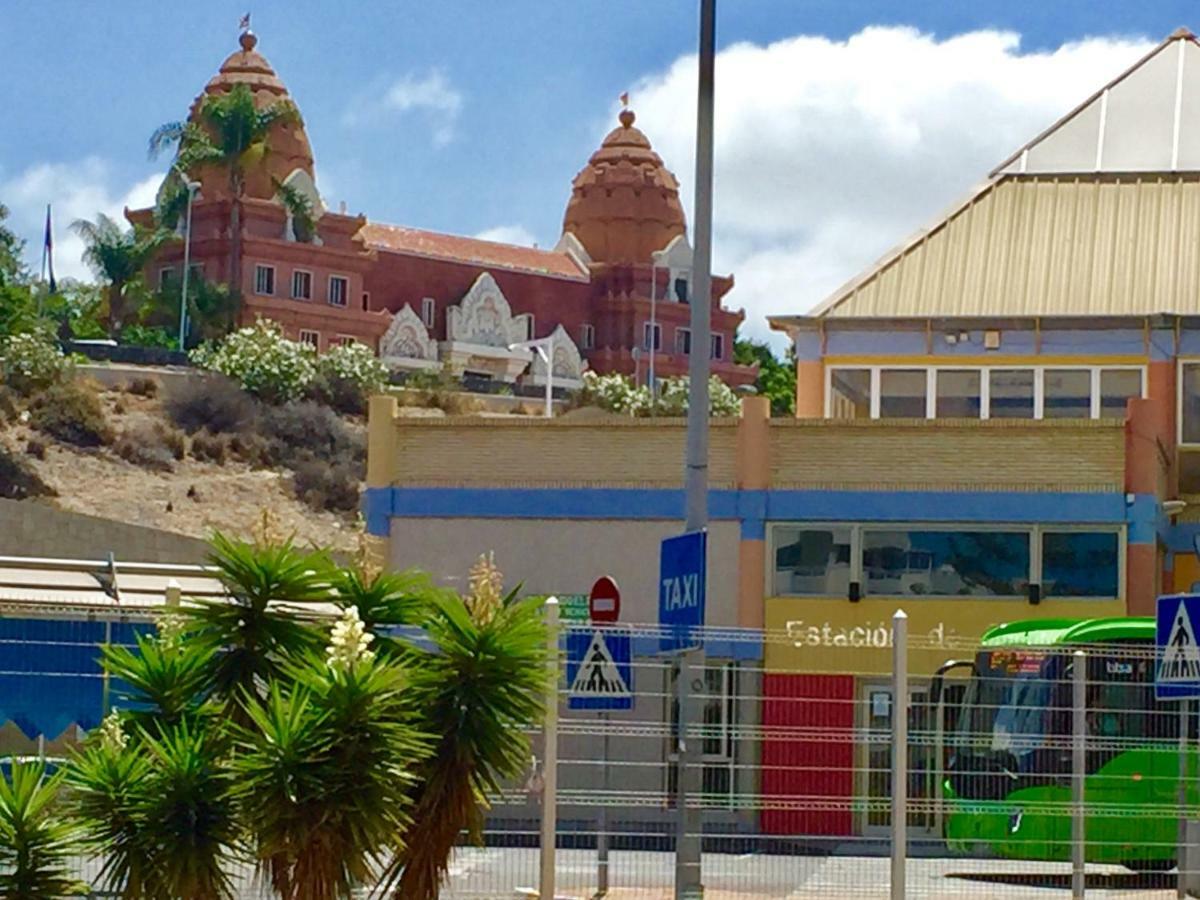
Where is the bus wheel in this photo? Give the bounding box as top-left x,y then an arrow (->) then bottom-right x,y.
1123,859 -> 1175,873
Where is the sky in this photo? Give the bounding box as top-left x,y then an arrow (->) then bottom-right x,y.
1,1 -> 1196,348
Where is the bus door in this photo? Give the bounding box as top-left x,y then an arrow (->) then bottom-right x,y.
857,679 -> 932,835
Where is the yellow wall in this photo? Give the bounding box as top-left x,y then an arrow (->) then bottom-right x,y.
1175,553 -> 1200,593
764,596 -> 1126,676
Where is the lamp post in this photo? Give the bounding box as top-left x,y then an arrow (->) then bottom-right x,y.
176,172 -> 201,351
509,332 -> 557,417
649,257 -> 658,397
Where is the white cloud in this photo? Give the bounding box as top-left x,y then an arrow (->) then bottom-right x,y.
474,224 -> 538,247
625,25 -> 1155,347
343,70 -> 463,147
1,158 -> 162,281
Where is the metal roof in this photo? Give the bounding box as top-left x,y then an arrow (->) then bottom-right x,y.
781,30 -> 1200,325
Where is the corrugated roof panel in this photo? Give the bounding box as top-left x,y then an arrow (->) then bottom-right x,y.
815,175 -> 1200,319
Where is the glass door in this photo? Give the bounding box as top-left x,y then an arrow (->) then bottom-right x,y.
858,680 -> 931,835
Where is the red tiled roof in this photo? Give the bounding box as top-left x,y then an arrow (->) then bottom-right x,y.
358,223 -> 589,281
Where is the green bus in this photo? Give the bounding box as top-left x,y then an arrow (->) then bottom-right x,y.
939,616 -> 1189,872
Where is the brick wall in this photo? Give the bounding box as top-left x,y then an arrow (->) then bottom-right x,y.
769,418 -> 1126,491
0,500 -> 209,563
383,416 -> 741,488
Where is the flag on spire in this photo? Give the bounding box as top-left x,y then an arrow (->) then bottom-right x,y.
619,92 -> 630,107
41,205 -> 56,294
239,13 -> 251,31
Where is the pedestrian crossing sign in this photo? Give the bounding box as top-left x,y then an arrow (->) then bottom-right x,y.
1157,594 -> 1200,698
566,628 -> 633,711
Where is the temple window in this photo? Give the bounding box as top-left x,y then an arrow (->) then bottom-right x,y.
291,269 -> 312,301
328,275 -> 348,307
254,264 -> 275,296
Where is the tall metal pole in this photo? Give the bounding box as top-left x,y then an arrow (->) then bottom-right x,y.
649,259 -> 658,398
178,182 -> 198,351
1071,650 -> 1086,899
685,0 -> 715,535
598,710 -> 610,896
676,4 -> 715,897
1179,698 -> 1190,900
540,597 -> 560,900
890,610 -> 908,900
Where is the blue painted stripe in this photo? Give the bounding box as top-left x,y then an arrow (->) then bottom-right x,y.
367,486 -> 1143,533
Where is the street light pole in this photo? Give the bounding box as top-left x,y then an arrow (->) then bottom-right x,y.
649,257 -> 658,398
676,3 -> 716,899
509,333 -> 557,417
177,175 -> 201,352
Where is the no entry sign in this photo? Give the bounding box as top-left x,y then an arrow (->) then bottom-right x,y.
589,576 -> 621,624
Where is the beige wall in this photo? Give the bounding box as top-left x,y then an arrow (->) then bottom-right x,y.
388,517 -> 742,626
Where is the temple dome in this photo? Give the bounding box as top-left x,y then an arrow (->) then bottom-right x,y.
186,30 -> 316,202
562,108 -> 687,265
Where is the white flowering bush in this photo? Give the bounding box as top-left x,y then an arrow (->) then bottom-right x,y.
657,375 -> 742,417
311,340 -> 389,414
573,371 -> 740,417
0,331 -> 71,395
574,371 -> 652,415
190,319 -> 316,404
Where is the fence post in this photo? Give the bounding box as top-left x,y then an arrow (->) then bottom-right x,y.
1180,698 -> 1189,900
540,597 -> 560,900
675,646 -> 704,900
890,610 -> 908,900
598,710 -> 610,896
1072,649 -> 1086,899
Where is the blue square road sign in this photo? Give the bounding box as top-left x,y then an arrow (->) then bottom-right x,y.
659,530 -> 707,654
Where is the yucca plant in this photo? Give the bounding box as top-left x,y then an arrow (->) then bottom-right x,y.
100,621 -> 213,737
383,556 -> 550,899
328,565 -> 441,662
0,761 -> 87,899
186,532 -> 332,719
232,607 -> 429,900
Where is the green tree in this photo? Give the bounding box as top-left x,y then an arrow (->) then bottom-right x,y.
0,203 -> 26,288
69,214 -> 172,337
384,556 -> 549,900
150,83 -> 300,293
0,762 -> 87,898
735,336 -> 796,416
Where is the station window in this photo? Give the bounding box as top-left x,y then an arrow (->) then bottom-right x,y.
862,528 -> 1030,597
829,369 -> 871,419
988,369 -> 1034,419
1041,531 -> 1120,598
935,369 -> 981,418
1043,369 -> 1091,419
879,369 -> 926,418
772,526 -> 853,596
1099,369 -> 1141,419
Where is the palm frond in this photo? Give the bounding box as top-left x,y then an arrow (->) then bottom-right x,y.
0,761 -> 88,898
148,120 -> 186,159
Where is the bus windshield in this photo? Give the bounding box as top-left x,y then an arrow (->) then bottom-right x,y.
953,648 -> 1062,759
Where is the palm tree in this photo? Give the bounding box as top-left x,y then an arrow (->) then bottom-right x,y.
149,83 -> 300,294
69,213 -> 171,337
383,556 -> 550,899
0,761 -> 87,898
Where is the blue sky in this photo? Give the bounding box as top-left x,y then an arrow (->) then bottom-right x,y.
2,1 -> 1196,343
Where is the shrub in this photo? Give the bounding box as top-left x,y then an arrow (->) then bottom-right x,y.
656,375 -> 742,417
29,380 -> 113,447
259,401 -> 364,468
164,375 -> 257,435
0,445 -> 54,500
114,424 -> 178,472
573,371 -> 651,416
0,386 -> 18,424
309,342 -> 388,415
291,454 -> 361,513
190,430 -> 229,465
227,431 -> 272,468
1,332 -> 71,396
190,320 -> 316,404
25,438 -> 46,460
124,376 -> 159,398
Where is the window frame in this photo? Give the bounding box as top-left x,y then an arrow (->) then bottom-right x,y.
643,321 -> 662,352
420,297 -> 436,329
361,291 -> 371,311
825,364 -> 1146,421
334,334 -> 357,347
290,268 -> 313,301
298,329 -> 320,350
1178,358 -> 1200,447
327,274 -> 349,307
580,323 -> 595,350
254,264 -> 276,297
676,327 -> 692,356
158,267 -> 174,290
711,332 -> 725,360
765,521 -> 1124,601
